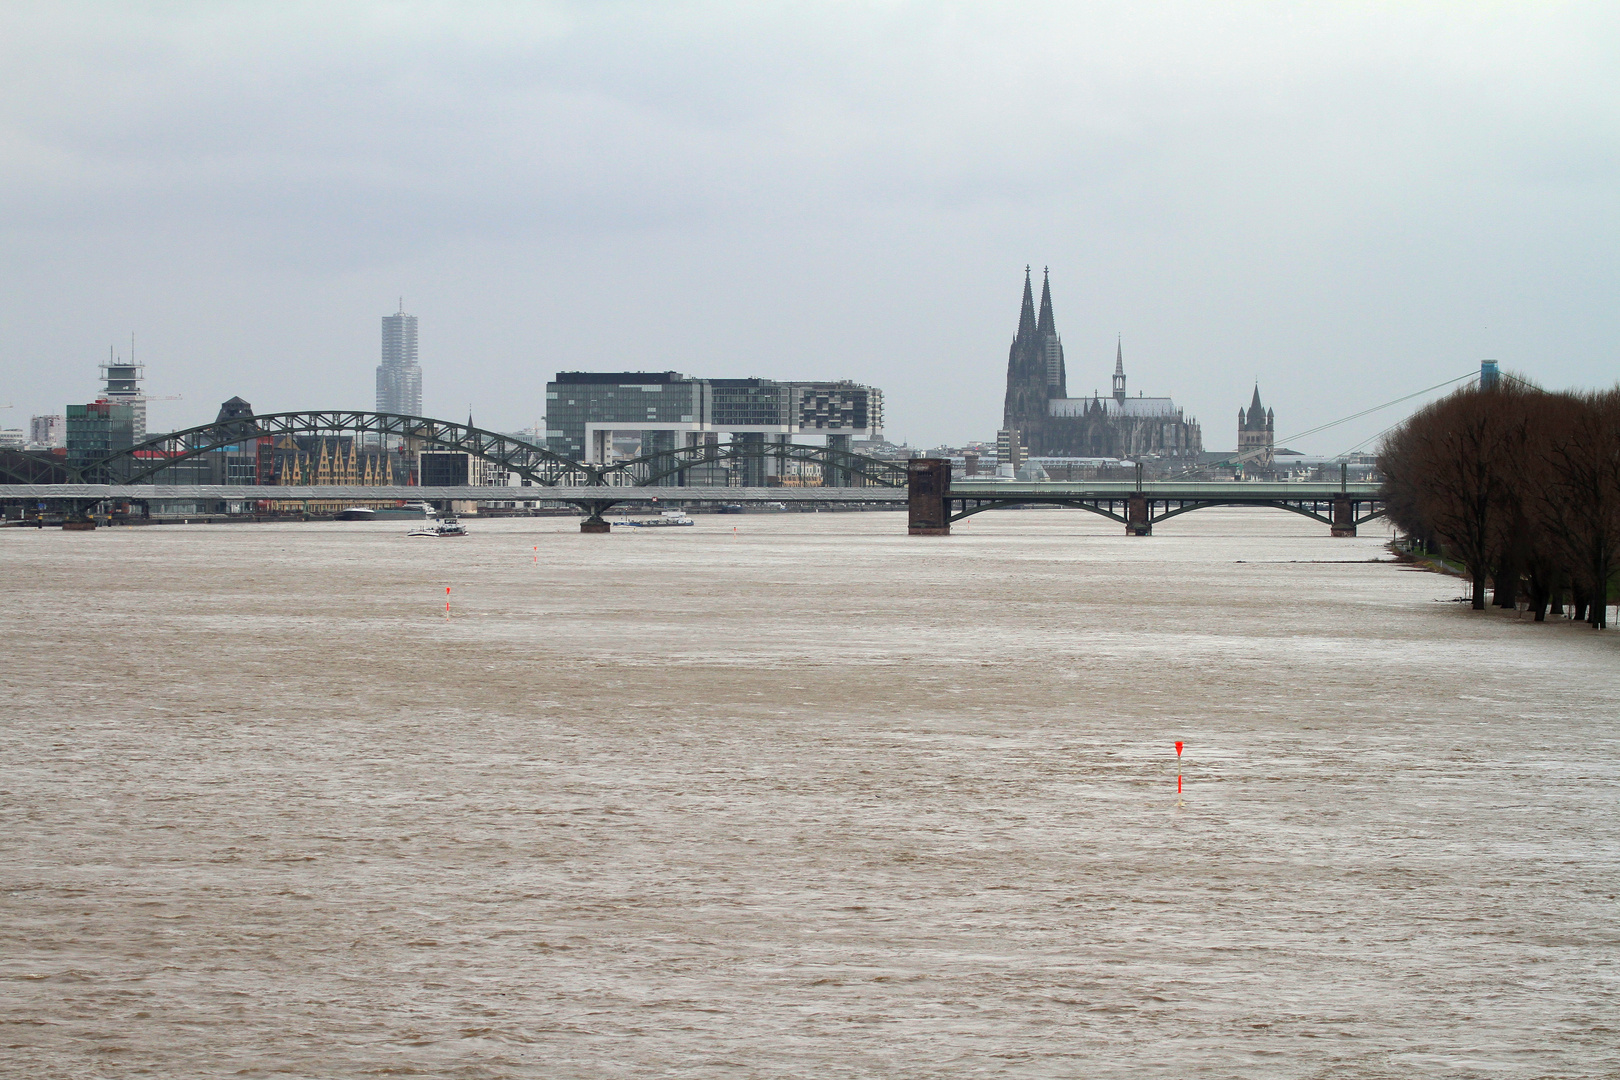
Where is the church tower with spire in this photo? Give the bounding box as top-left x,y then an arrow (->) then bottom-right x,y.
1238,385 -> 1275,466
1002,267 -> 1069,449
1002,268 -> 1046,435
1037,268 -> 1066,399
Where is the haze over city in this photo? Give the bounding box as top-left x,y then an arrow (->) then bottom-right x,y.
4,2 -> 1617,451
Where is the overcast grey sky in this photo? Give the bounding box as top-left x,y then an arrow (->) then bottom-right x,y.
3,2 -> 1616,451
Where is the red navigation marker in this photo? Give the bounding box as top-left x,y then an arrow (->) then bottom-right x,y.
1175,741 -> 1183,757
445,585 -> 451,620
1175,741 -> 1183,793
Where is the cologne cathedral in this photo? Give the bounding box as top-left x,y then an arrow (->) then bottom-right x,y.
1001,269 -> 1201,459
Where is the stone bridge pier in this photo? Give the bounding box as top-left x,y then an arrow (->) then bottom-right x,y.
907,458 -> 951,535
1331,495 -> 1357,537
1126,494 -> 1152,536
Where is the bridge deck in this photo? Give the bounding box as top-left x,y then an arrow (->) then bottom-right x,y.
0,481 -> 1382,503
0,484 -> 907,503
951,481 -> 1381,500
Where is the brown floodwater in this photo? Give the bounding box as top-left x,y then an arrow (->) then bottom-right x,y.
2,508 -> 1617,1078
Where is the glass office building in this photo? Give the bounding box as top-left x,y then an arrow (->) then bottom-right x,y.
545,371 -> 883,467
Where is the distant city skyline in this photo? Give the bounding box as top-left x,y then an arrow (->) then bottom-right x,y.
2,5 -> 1615,453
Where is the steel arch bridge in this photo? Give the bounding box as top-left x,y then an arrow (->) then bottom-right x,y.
931,478 -> 1385,537
948,494 -> 1387,530
75,411 -> 593,486
0,448 -> 76,485
74,410 -> 908,491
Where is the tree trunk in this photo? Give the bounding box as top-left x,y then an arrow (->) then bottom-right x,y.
1573,584 -> 1589,622
1530,574 -> 1548,622
1494,561 -> 1518,608
1472,574 -> 1487,610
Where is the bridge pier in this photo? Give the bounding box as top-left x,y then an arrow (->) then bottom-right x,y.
1331,496 -> 1356,537
907,458 -> 951,535
1126,494 -> 1152,536
61,498 -> 100,530
578,500 -> 615,533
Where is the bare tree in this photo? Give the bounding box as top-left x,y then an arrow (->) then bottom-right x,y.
1535,389 -> 1620,629
1382,387 -> 1528,609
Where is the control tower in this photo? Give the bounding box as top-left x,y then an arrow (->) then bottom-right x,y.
101,350 -> 147,441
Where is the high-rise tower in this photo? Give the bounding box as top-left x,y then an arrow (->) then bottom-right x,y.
376,303 -> 422,416
101,345 -> 147,441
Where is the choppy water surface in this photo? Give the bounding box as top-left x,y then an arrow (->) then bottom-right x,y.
3,509 -> 1617,1078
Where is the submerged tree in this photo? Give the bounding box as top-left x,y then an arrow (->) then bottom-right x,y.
1380,386 -> 1529,609
1383,379 -> 1620,628
1535,390 -> 1620,628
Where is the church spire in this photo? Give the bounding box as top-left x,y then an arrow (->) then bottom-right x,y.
1017,265 -> 1037,341
1112,336 -> 1127,404
1037,266 -> 1055,335
1249,384 -> 1264,418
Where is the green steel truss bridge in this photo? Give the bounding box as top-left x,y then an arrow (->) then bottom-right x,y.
0,410 -> 1383,535
52,410 -> 909,490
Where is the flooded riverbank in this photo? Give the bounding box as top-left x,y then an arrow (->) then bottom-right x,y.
3,509 -> 1616,1077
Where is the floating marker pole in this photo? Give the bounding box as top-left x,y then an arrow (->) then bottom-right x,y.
1175,741 -> 1183,793
445,585 -> 451,620
533,545 -> 538,564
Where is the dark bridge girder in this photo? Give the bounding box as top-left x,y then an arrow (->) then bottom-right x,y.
945,495 -> 1386,534
78,411 -> 595,487
946,498 -> 1386,531
70,412 -> 907,532
906,459 -> 1386,537
84,412 -> 907,489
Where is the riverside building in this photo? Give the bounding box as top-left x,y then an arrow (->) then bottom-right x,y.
66,400 -> 136,472
28,415 -> 65,449
545,372 -> 883,483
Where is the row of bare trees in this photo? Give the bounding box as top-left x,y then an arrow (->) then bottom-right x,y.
1379,383 -> 1620,627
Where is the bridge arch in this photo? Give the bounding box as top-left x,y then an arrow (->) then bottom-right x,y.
1151,500 -> 1387,529
943,495 -> 1387,533
78,412 -> 910,493
0,448 -> 76,485
950,499 -> 1127,526
79,411 -> 595,487
1154,500 -> 1333,528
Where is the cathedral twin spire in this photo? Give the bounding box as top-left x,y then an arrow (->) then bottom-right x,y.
1015,266 -> 1060,340
1017,266 -> 1038,341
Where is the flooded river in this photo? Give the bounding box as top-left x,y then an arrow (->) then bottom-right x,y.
2,509 -> 1617,1078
